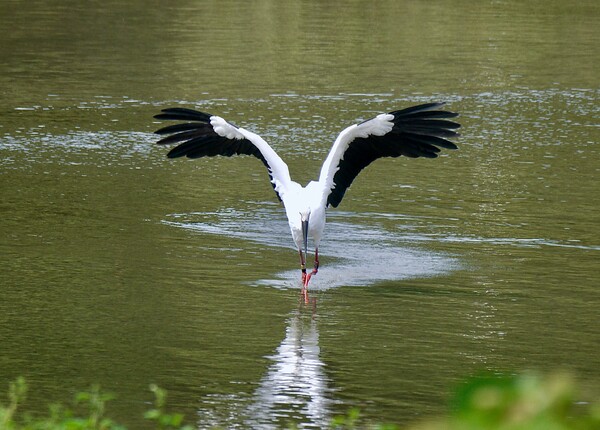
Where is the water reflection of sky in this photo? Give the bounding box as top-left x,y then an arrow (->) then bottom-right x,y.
165,207 -> 460,290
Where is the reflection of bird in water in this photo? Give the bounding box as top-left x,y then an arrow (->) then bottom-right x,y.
244,309 -> 333,429
154,103 -> 460,298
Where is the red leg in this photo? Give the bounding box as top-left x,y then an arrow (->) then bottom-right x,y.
311,248 -> 319,275
298,249 -> 318,307
298,249 -> 307,282
298,249 -> 310,303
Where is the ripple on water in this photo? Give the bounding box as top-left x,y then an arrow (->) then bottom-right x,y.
163,208 -> 461,290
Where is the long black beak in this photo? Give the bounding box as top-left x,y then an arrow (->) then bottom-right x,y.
301,218 -> 309,264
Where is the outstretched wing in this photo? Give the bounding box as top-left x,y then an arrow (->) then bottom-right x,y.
319,102 -> 460,208
154,108 -> 292,201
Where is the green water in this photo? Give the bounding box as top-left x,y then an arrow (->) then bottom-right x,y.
1,1 -> 599,428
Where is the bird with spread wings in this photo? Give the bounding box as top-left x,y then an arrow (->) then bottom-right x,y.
154,102 -> 460,297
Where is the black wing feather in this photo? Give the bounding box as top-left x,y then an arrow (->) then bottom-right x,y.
403,133 -> 458,150
388,102 -> 445,116
327,102 -> 460,208
395,119 -> 461,129
154,108 -> 281,200
155,122 -> 207,135
398,110 -> 459,119
154,108 -> 213,123
156,125 -> 214,146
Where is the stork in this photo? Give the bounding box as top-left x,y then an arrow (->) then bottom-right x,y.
154,102 -> 460,297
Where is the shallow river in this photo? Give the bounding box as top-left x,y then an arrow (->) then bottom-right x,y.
1,1 -> 599,428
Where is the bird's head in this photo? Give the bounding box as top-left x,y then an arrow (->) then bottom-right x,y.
300,209 -> 311,224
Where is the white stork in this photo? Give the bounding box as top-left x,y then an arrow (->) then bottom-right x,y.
154,102 -> 460,295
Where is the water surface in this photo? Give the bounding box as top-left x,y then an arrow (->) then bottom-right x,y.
1,1 -> 599,428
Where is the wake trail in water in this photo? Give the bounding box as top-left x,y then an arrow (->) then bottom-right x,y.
163,208 -> 460,290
